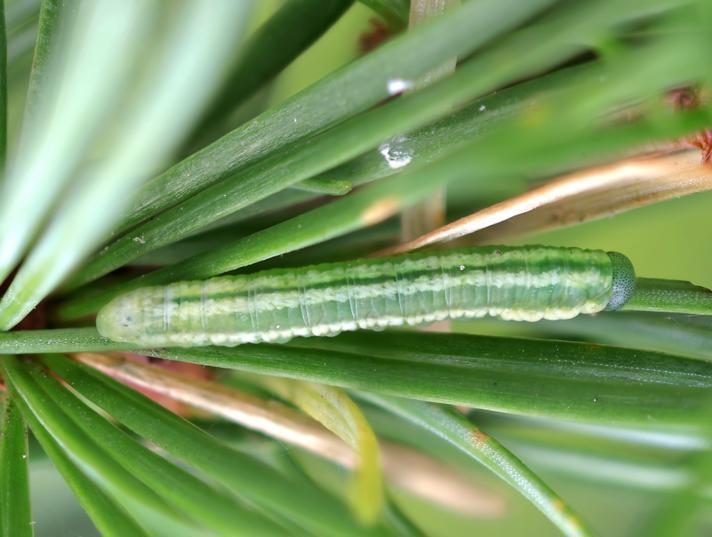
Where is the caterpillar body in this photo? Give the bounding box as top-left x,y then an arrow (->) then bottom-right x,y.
96,245 -> 636,347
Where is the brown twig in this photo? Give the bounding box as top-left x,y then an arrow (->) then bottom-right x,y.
378,149 -> 712,255
71,352 -> 506,517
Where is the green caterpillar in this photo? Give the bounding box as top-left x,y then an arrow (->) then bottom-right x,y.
96,245 -> 636,347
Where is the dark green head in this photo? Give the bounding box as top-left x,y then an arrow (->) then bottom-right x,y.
605,251 -> 636,311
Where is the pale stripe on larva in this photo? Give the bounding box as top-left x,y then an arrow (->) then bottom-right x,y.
96,245 -> 636,347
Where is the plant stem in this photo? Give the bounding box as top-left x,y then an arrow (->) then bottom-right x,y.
0,327 -> 141,354
0,392 -> 32,537
68,352 -> 504,517
623,278 -> 712,315
399,0 -> 458,242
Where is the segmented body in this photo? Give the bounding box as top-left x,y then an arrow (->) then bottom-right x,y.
96,245 -> 635,347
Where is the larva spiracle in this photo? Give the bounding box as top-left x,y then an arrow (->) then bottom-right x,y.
96,245 -> 635,347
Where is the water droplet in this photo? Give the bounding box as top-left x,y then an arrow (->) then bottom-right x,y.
378,139 -> 412,169
592,396 -> 599,403
479,104 -> 487,112
132,236 -> 146,244
21,454 -> 27,459
387,78 -> 413,95
459,265 -> 465,271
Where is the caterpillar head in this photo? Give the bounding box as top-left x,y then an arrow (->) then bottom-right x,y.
96,291 -> 142,343
605,252 -> 636,311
